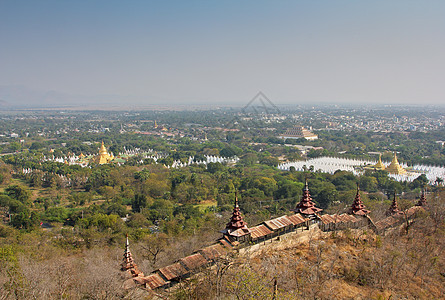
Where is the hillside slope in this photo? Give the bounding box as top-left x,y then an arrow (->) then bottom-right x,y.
167,196 -> 445,299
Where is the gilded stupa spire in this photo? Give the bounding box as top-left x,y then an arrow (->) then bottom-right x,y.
386,152 -> 406,175
99,141 -> 108,155
95,141 -> 113,164
374,154 -> 385,170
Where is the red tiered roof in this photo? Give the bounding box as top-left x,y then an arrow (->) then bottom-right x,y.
349,184 -> 370,216
224,194 -> 248,233
292,179 -> 323,215
387,192 -> 402,216
416,189 -> 427,207
122,234 -> 143,277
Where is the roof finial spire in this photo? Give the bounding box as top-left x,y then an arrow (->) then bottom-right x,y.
121,234 -> 143,277
386,152 -> 406,175
416,188 -> 427,206
349,183 -> 370,216
292,179 -> 323,215
374,153 -> 386,170
387,191 -> 401,216
224,191 -> 248,233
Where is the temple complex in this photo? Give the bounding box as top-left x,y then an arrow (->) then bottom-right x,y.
291,179 -> 323,216
373,154 -> 386,170
386,152 -> 406,175
120,180 -> 430,293
279,126 -> 318,140
93,141 -> 114,164
349,184 -> 370,216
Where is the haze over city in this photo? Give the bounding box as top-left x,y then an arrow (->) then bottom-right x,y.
1,1 -> 444,108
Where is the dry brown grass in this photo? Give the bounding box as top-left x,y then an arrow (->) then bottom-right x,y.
171,194 -> 445,299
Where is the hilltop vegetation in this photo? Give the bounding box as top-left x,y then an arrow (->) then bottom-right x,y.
0,108 -> 444,299
172,192 -> 445,299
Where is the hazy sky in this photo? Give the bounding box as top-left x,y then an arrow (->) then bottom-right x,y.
1,1 -> 444,106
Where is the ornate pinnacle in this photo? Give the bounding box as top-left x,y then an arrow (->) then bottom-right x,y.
416,189 -> 427,206
121,234 -> 143,277
234,191 -> 239,208
293,179 -> 322,215
387,191 -> 401,216
225,192 -> 248,233
122,234 -> 136,271
349,183 -> 370,216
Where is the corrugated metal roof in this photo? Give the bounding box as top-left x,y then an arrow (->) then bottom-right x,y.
341,214 -> 358,222
337,214 -> 354,222
199,244 -> 227,261
229,227 -> 252,237
180,253 -> 208,271
250,224 -> 273,239
322,214 -> 356,224
375,215 -> 401,230
287,214 -> 309,225
319,214 -> 337,224
133,276 -> 146,285
297,207 -> 323,215
142,273 -> 167,290
263,215 -> 293,230
158,262 -> 188,281
219,239 -> 233,249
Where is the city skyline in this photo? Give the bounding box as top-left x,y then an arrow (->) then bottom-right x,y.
1,1 -> 444,107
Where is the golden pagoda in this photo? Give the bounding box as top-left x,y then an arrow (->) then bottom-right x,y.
373,154 -> 386,170
94,141 -> 114,164
386,152 -> 406,175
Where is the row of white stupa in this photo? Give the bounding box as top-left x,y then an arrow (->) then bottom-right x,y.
278,156 -> 445,184
41,153 -> 239,169
168,155 -> 240,169
42,149 -> 159,164
21,168 -> 71,183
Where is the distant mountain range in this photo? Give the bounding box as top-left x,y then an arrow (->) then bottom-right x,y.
0,85 -> 143,109
0,85 -> 78,108
0,99 -> 9,107
0,85 -> 224,110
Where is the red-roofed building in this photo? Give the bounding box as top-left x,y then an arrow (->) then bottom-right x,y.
121,234 -> 144,278
222,193 -> 251,242
387,192 -> 403,216
291,179 -> 323,216
416,189 -> 428,207
348,184 -> 370,216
